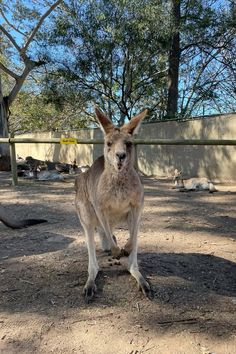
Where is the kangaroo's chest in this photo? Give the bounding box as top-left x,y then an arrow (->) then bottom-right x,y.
101,193 -> 132,226
96,177 -> 142,217
99,183 -> 133,208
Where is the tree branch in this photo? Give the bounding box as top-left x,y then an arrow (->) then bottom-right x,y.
0,62 -> 20,80
182,52 -> 217,115
0,25 -> 21,53
7,60 -> 39,106
21,0 -> 62,56
0,9 -> 27,37
1,1 -> 61,109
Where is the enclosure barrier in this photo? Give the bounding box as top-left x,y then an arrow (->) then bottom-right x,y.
1,137 -> 236,185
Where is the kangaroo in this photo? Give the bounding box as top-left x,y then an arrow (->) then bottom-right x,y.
75,107 -> 150,302
0,204 -> 47,229
173,169 -> 217,192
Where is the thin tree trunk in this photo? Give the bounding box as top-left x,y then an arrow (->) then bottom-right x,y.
0,76 -> 10,170
167,0 -> 180,118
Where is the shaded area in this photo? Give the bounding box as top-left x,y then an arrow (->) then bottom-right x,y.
141,252 -> 236,299
0,173 -> 236,353
0,247 -> 235,339
136,252 -> 236,340
0,231 -> 73,260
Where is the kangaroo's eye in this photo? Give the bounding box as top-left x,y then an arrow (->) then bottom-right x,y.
125,141 -> 133,148
107,141 -> 112,147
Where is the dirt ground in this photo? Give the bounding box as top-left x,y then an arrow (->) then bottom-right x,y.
0,172 -> 236,354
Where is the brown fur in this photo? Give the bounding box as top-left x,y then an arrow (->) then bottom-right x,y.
75,108 -> 150,302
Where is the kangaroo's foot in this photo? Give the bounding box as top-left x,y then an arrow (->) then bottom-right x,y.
138,277 -> 153,299
83,280 -> 97,303
129,264 -> 152,299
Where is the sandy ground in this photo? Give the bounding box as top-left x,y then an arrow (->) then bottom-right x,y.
0,172 -> 236,354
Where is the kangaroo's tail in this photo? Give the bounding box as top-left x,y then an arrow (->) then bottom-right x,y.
1,218 -> 47,229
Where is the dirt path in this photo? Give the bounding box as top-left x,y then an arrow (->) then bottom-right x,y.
0,173 -> 236,354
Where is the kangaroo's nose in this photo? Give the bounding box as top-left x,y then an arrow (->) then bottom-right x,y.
116,152 -> 126,161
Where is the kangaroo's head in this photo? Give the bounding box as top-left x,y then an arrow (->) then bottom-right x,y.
95,108 -> 148,172
173,169 -> 182,181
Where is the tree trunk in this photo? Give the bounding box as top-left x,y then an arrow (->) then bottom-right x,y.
0,1 -> 62,171
0,77 -> 10,171
167,0 -> 180,118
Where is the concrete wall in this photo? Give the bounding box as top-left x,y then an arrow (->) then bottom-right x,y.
15,113 -> 236,181
15,130 -> 103,167
138,113 -> 236,181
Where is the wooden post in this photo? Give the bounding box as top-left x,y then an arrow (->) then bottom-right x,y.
9,133 -> 18,186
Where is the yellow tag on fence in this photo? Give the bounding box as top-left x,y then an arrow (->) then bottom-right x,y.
60,137 -> 77,145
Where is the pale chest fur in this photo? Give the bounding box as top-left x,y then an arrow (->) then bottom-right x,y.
95,169 -> 143,219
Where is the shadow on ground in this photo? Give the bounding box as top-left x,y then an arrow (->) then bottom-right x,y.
0,245 -> 236,339
0,174 -> 236,344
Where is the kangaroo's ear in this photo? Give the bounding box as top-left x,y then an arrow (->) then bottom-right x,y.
95,107 -> 114,135
121,109 -> 148,135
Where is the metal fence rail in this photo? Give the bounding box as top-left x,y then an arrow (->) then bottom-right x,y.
1,137 -> 236,185
2,138 -> 236,145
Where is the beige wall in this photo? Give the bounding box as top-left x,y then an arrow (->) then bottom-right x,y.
15,113 -> 236,181
16,129 -> 103,167
138,113 -> 236,181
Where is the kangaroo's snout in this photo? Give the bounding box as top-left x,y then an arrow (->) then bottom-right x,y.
116,152 -> 126,162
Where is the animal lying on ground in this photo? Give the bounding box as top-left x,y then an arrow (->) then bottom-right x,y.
0,204 -> 47,229
173,169 -> 217,192
75,107 -> 150,302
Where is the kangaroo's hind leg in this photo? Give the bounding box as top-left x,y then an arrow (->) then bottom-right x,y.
83,223 -> 98,302
75,200 -> 99,302
126,206 -> 151,297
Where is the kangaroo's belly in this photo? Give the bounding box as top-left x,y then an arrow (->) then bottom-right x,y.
106,199 -> 131,225
93,179 -> 143,228
94,194 -> 131,227
107,212 -> 129,227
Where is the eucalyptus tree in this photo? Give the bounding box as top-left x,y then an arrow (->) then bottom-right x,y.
0,0 -> 62,168
179,0 -> 236,117
167,0 -> 180,118
43,0 -> 172,125
9,88 -> 90,133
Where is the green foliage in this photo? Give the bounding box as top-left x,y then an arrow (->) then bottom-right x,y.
9,90 -> 89,133
43,0 -> 236,123
179,0 -> 236,117
43,0 -> 172,124
1,0 -> 236,134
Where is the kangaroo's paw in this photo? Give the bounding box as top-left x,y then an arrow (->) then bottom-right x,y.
111,245 -> 121,259
119,248 -> 130,257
